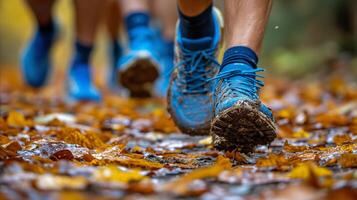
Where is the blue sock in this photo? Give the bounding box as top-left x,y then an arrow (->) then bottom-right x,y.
111,39 -> 122,62
221,46 -> 259,70
178,4 -> 214,39
72,41 -> 93,66
124,12 -> 150,32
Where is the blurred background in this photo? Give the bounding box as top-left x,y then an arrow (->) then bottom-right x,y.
0,0 -> 356,82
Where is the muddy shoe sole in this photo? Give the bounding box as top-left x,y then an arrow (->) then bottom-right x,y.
118,57 -> 159,98
210,100 -> 276,153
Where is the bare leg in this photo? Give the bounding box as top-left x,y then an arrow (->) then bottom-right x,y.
74,0 -> 105,46
104,0 -> 121,40
26,0 -> 55,26
177,0 -> 212,17
151,0 -> 177,40
120,0 -> 149,14
224,0 -> 272,54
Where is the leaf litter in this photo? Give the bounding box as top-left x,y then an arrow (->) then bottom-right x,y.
0,70 -> 357,200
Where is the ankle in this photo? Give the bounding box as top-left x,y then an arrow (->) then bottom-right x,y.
221,46 -> 258,70
178,4 -> 214,39
38,19 -> 55,36
72,41 -> 93,66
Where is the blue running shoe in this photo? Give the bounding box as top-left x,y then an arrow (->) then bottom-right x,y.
117,27 -> 161,97
107,41 -> 123,91
154,38 -> 174,98
21,27 -> 57,87
210,63 -> 276,153
167,8 -> 223,135
67,63 -> 101,102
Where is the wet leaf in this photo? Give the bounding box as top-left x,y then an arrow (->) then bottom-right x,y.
338,154 -> 357,168
50,149 -> 74,161
163,155 -> 231,195
36,174 -> 87,190
288,162 -> 332,179
93,165 -> 145,183
333,134 -> 352,145
283,140 -> 308,152
256,153 -> 289,168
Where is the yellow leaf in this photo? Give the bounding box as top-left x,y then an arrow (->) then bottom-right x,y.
292,129 -> 310,139
198,136 -> 212,145
164,155 -> 231,195
288,162 -> 332,180
36,175 -> 87,190
7,111 -> 30,127
56,128 -> 105,149
93,165 -> 145,183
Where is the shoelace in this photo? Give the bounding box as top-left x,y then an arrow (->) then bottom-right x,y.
208,68 -> 265,100
175,47 -> 219,94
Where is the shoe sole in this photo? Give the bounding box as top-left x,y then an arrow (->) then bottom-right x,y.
210,100 -> 276,153
118,56 -> 159,98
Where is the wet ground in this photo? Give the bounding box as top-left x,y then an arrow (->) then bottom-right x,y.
0,68 -> 356,200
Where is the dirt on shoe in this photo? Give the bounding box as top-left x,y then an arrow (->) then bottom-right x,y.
210,100 -> 276,153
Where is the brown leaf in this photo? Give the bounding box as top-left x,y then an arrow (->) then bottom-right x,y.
50,149 -> 74,161
5,141 -> 22,153
0,135 -> 10,145
225,150 -> 248,164
256,153 -> 289,168
283,140 -> 308,152
333,134 -> 352,145
338,153 -> 357,168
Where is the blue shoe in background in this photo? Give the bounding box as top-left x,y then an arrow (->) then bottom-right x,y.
154,36 -> 174,98
210,62 -> 276,152
117,26 -> 161,97
67,62 -> 101,102
107,40 -> 123,91
21,27 -> 57,88
167,8 -> 223,135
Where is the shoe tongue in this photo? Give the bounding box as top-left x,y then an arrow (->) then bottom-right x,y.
181,37 -> 213,51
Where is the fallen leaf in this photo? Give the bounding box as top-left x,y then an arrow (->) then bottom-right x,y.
338,154 -> 357,168
93,165 -> 145,183
256,154 -> 289,168
50,149 -> 74,161
288,162 -> 332,179
6,111 -> 30,127
292,129 -> 311,139
333,134 -> 352,145
36,174 -> 87,190
163,155 -> 231,195
283,140 -> 308,152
